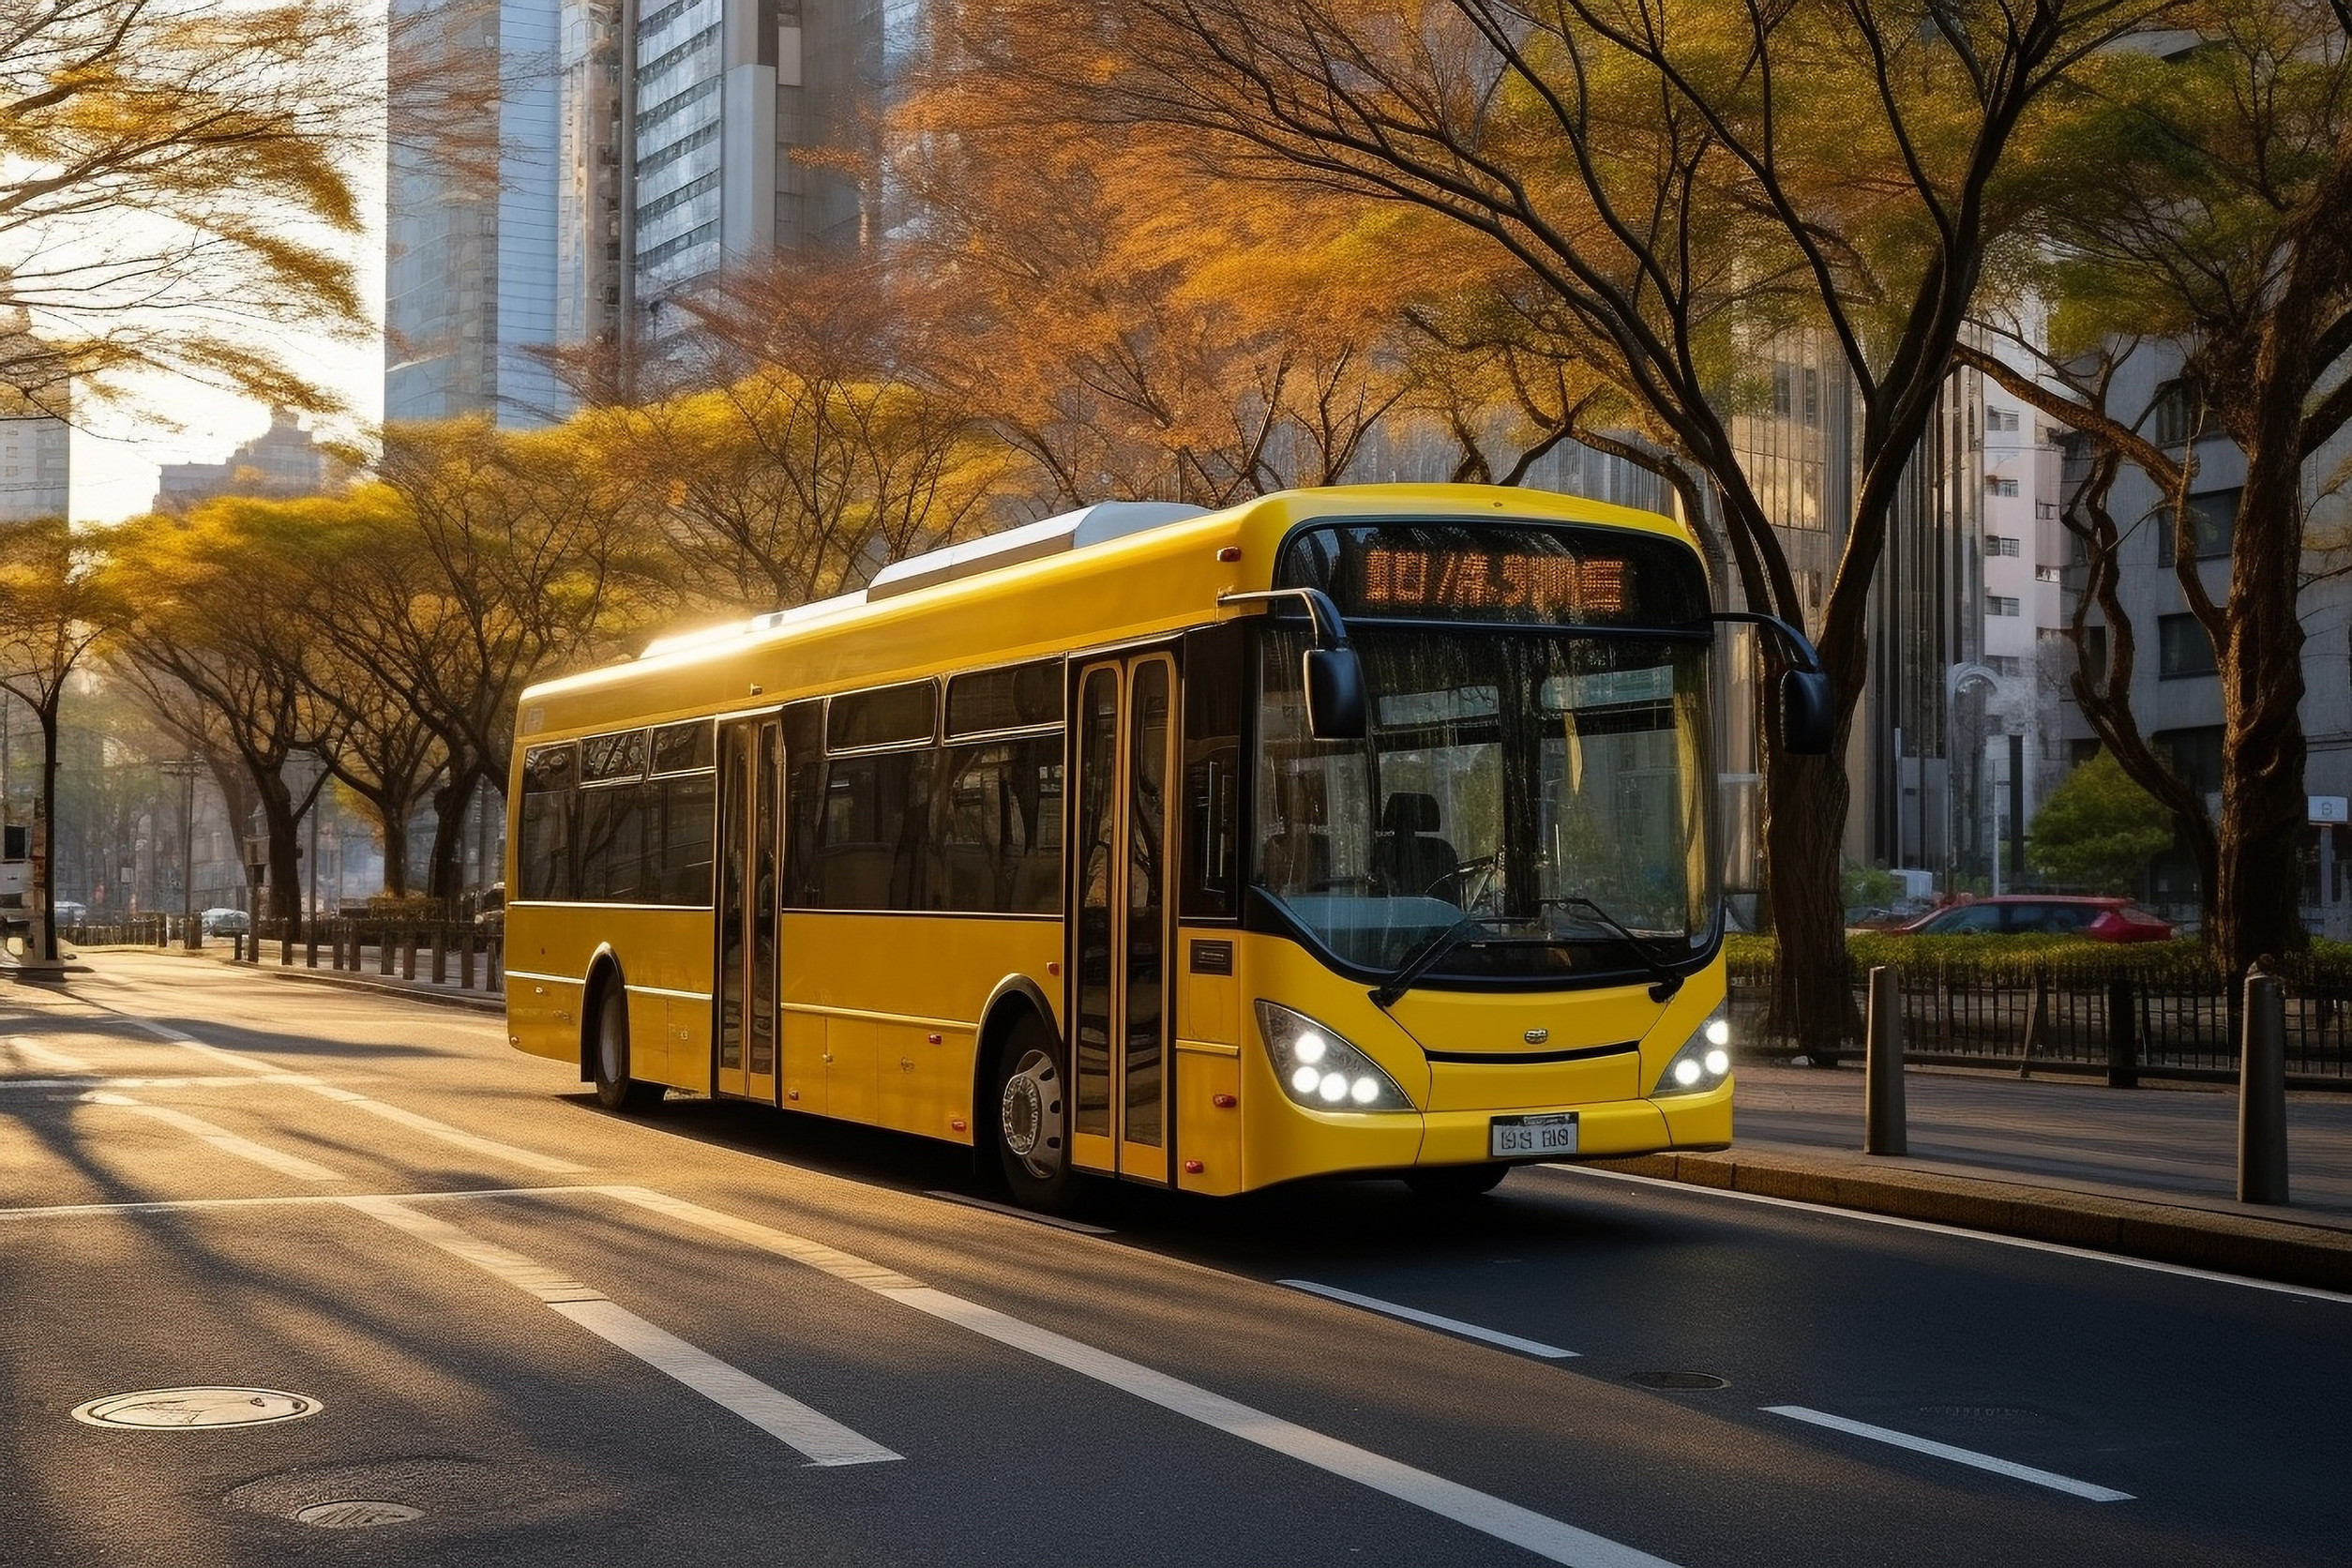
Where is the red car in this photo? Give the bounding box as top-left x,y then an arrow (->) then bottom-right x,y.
1886,896 -> 2174,942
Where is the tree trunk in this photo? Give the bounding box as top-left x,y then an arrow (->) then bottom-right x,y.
377,799 -> 413,897
37,696 -> 60,963
2209,353 -> 2313,972
264,792 -> 304,939
1762,746 -> 1858,1057
424,763 -> 479,911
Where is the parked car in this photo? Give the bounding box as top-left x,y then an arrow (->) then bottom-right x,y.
201,907 -> 249,935
1881,895 -> 2173,942
474,881 -> 505,933
53,900 -> 87,926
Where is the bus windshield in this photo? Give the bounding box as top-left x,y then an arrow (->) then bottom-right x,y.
1253,625 -> 1717,986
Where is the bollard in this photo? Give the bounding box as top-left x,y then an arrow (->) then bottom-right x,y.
2239,962 -> 2289,1204
431,926 -> 447,985
379,929 -> 393,976
460,928 -> 476,990
307,928 -> 319,969
401,929 -> 417,981
488,933 -> 503,990
1864,964 -> 1907,1155
233,931 -> 244,962
2018,963 -> 2048,1078
2105,973 -> 2139,1089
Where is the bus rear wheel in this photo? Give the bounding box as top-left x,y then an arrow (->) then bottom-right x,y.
593,982 -> 665,1112
1405,1164 -> 1509,1199
994,1017 -> 1073,1211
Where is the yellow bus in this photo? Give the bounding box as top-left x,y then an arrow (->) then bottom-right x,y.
505,483 -> 1828,1206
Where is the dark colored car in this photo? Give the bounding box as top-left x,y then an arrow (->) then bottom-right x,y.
1886,895 -> 2173,942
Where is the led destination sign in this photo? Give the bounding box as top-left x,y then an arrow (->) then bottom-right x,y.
1360,547 -> 1627,619
1277,521 -> 1709,627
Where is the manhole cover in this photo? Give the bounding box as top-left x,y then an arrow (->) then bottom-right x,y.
294,1501 -> 423,1529
1629,1370 -> 1728,1390
72,1388 -> 323,1429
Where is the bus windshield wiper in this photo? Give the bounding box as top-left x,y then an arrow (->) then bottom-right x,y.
1538,896 -> 1684,1002
1370,916 -> 1505,1010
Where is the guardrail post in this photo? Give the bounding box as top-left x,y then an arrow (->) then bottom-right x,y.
1864,964 -> 1907,1155
2106,973 -> 2139,1089
2239,962 -> 2289,1204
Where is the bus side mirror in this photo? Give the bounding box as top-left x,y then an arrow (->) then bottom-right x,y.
1304,647 -> 1367,741
1780,669 -> 1832,755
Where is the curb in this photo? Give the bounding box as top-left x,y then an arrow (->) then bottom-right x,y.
1591,1149 -> 2352,1292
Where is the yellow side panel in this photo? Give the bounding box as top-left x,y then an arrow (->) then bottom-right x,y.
782,1006 -> 825,1112
1173,1046 -> 1243,1195
823,1017 -> 882,1124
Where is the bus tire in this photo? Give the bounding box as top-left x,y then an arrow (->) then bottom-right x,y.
1405,1164 -> 1508,1199
993,1013 -> 1074,1211
592,980 -> 665,1112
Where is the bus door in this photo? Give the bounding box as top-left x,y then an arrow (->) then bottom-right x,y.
715,714 -> 782,1104
1069,651 -> 1177,1183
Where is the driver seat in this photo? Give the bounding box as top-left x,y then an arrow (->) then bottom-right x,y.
1377,792 -> 1458,897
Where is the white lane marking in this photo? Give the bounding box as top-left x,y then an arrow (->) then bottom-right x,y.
1762,1406 -> 2133,1503
98,1005 -> 585,1174
1543,1166 -> 2352,1307
1279,1280 -> 1578,1359
8,1038 -> 96,1073
82,1093 -> 347,1182
341,1196 -> 898,1468
924,1190 -> 1115,1235
0,1076 -> 313,1093
607,1186 -> 1678,1568
0,1184 -> 596,1222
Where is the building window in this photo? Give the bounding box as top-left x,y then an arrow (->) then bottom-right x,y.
2155,724 -> 2224,793
2034,565 -> 2061,582
1986,475 -> 2019,498
1986,408 -> 2019,432
1988,655 -> 2024,676
2158,613 -> 2218,678
1983,535 -> 2019,556
2157,488 -> 2239,566
2148,380 -> 2205,446
1987,595 -> 2021,617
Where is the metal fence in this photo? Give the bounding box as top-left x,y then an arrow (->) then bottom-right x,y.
1729,953 -> 2352,1085
62,915 -> 504,997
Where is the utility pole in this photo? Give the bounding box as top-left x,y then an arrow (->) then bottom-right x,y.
161,758 -> 201,949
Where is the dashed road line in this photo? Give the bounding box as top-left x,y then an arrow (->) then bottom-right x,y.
343,1195 -> 900,1468
81,1093 -> 347,1182
1762,1405 -> 2133,1502
609,1185 -> 1679,1568
7,1037 -> 96,1073
92,1005 -> 585,1174
1278,1280 -> 1579,1359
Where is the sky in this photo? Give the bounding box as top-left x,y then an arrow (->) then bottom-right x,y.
61,10 -> 389,527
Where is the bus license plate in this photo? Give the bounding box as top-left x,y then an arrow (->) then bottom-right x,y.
1490,1112 -> 1578,1158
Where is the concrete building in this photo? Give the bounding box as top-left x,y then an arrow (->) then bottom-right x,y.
0,396 -> 68,524
2056,340 -> 2352,932
385,0 -> 569,426
150,406 -> 344,514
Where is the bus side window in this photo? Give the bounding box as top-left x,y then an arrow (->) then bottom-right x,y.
520,742 -> 577,900
1182,623 -> 1244,920
782,701 -> 824,908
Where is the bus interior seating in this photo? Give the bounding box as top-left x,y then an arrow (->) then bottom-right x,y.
1377,792 -> 1457,897
1262,770 -> 1333,892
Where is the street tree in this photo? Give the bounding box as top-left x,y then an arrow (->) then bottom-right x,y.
2029,748 -> 2176,895
362,421 -> 673,897
1040,0 -> 2170,1047
102,501 -> 336,933
1964,0 -> 2352,970
0,0 -> 373,416
0,515 -> 127,960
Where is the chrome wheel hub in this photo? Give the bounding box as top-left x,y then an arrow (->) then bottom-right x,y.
1000,1049 -> 1063,1181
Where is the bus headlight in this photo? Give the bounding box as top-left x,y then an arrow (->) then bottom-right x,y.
1651,1010 -> 1733,1097
1254,1001 -> 1414,1112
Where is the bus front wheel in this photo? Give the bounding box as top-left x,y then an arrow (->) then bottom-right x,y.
994,1017 -> 1073,1211
592,982 -> 666,1112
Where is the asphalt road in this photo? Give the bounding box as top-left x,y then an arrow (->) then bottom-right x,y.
3,951 -> 2345,1568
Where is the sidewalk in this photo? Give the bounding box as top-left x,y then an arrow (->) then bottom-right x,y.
1597,1061 -> 2352,1290
89,939 -> 505,1014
